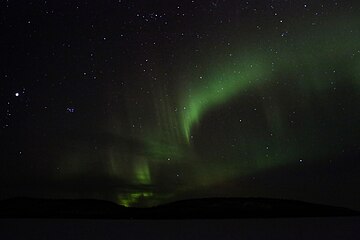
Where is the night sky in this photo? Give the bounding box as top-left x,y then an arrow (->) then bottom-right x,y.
1,0 -> 360,209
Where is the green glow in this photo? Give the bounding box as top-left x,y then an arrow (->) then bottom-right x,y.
117,191 -> 154,207
180,56 -> 271,142
57,14 -> 360,207
178,17 -> 360,143
118,15 -> 360,203
134,158 -> 151,185
144,140 -> 184,160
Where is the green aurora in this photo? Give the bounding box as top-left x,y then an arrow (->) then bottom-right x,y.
179,16 -> 360,143
57,15 -> 360,207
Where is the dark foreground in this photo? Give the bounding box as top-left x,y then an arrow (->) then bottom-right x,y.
0,197 -> 358,219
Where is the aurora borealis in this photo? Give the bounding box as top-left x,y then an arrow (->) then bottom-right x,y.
1,1 -> 360,210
